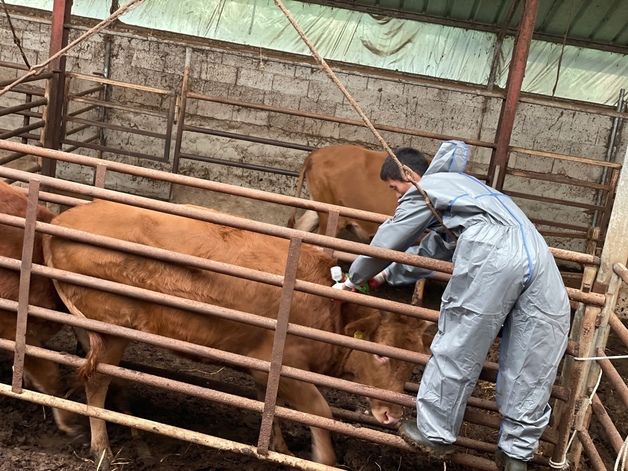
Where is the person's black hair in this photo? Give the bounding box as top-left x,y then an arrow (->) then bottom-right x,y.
379,147 -> 428,181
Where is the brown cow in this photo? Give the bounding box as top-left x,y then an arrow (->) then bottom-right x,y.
289,145 -> 396,241
0,181 -> 77,434
43,200 -> 427,467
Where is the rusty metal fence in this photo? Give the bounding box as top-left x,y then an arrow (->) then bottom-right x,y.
0,141 -> 625,470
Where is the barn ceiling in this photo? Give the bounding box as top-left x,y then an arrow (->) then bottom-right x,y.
296,0 -> 628,53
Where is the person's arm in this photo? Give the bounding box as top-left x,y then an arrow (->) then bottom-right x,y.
383,229 -> 455,286
344,192 -> 435,288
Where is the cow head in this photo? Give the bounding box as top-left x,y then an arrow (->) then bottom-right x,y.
341,303 -> 425,425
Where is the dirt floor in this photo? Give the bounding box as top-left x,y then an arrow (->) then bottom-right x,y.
1,184 -> 626,471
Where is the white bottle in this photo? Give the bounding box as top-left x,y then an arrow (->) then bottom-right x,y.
330,266 -> 343,283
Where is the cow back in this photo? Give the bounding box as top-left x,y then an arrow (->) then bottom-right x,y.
305,145 -> 397,239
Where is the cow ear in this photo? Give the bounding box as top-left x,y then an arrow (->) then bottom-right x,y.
344,312 -> 381,340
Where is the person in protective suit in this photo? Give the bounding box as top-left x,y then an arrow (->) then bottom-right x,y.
333,141 -> 570,471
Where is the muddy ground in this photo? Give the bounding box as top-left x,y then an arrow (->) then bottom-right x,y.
0,184 -> 625,471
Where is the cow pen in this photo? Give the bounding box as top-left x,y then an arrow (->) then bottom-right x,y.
1,1 -> 627,470
0,140 -> 626,470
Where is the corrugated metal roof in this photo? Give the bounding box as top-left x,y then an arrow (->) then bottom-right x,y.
298,0 -> 628,53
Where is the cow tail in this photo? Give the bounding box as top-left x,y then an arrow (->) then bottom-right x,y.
287,153 -> 311,228
79,332 -> 104,380
50,277 -> 104,380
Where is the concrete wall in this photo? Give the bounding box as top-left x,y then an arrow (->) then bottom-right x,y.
1,10 -> 626,253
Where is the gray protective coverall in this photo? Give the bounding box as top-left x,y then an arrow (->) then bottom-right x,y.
347,140 -> 570,460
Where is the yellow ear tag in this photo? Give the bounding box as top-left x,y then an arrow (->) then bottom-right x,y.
353,330 -> 365,340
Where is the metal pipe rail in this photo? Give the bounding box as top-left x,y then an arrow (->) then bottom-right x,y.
187,92 -> 496,150
0,383 -> 337,471
0,97 -> 48,117
0,308 -> 557,460
591,394 -> 624,455
596,347 -> 628,408
0,141 -> 603,269
0,121 -> 44,140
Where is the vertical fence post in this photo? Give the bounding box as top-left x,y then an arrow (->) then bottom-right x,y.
11,179 -> 41,393
42,0 -> 73,178
487,0 -> 539,190
94,163 -> 107,189
257,237 -> 302,455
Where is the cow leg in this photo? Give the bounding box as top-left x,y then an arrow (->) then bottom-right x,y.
277,377 -> 336,465
84,335 -> 128,470
293,210 -> 319,233
254,384 -> 293,456
23,351 -> 81,435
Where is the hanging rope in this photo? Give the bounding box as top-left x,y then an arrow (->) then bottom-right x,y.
1,0 -> 31,68
273,0 -> 457,241
0,0 -> 145,99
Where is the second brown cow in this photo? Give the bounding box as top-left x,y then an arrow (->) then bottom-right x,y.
0,181 -> 77,434
44,200 -> 426,467
289,145 -> 396,241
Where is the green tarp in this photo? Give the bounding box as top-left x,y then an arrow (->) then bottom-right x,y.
6,0 -> 627,105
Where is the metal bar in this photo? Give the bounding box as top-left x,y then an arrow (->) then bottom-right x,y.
12,109 -> 43,119
0,97 -> 48,117
71,96 -> 167,118
489,0 -> 539,189
67,84 -> 104,98
0,121 -> 45,140
506,168 -> 611,190
179,152 -> 300,177
538,230 -> 588,240
0,343 -> 516,471
0,151 -> 29,165
22,93 -> 32,145
11,180 -> 40,393
171,47 -> 191,175
66,71 -> 173,95
596,347 -> 628,407
0,382 -> 335,471
528,217 -> 589,232
614,263 -> 628,284
0,71 -> 53,87
504,190 -> 604,211
61,138 -> 167,162
323,210 -> 340,256
0,317 -> 559,454
182,125 -> 314,152
508,146 -> 622,169
65,123 -> 90,136
0,254 -> 433,367
66,115 -> 166,139
608,313 -> 628,348
258,238 -> 302,455
0,142 -> 603,268
42,0 -> 73,178
188,93 -> 496,150
597,168 -> 621,243
552,304 -> 602,463
576,430 -> 607,471
162,92 -> 176,162
94,164 -> 107,188
62,134 -> 99,153
591,394 -> 624,454
66,104 -> 99,117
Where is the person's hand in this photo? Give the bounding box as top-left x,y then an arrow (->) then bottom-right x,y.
332,281 -> 352,291
367,271 -> 387,290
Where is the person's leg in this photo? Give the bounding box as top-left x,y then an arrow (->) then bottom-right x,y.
496,263 -> 570,461
416,304 -> 506,443
415,228 -> 526,444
